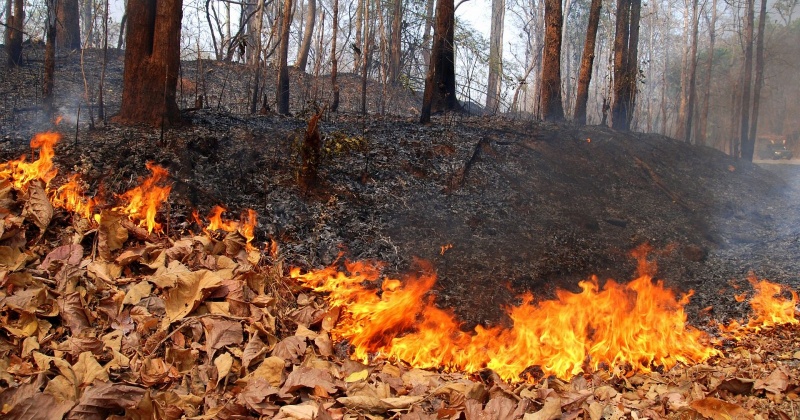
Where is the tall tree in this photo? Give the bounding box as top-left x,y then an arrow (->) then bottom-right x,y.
249,0 -> 266,113
276,0 -> 293,114
573,0 -> 602,124
748,0 -> 768,148
296,0 -> 316,72
389,0 -> 403,83
44,0 -> 57,117
739,0 -> 755,160
6,0 -> 24,67
330,0 -> 340,111
698,0 -> 717,145
485,0 -> 505,113
360,0 -> 371,114
420,0 -> 458,123
56,0 -> 81,50
683,0 -> 700,142
115,0 -> 183,126
611,0 -> 641,130
540,0 -> 564,121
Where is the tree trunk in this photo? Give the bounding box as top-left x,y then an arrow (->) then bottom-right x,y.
360,0 -> 370,114
276,0 -> 293,115
354,0 -> 363,74
419,0 -> 458,123
330,0 -> 340,111
98,0 -> 109,120
683,0 -> 700,143
540,0 -> 564,121
296,0 -> 315,72
422,0 -> 435,68
748,0 -> 767,147
573,0 -> 602,125
117,1 -> 128,49
6,0 -> 24,67
389,0 -> 402,84
56,0 -> 81,50
44,0 -> 57,118
739,0 -> 755,161
485,0 -> 504,113
611,0 -> 639,130
115,0 -> 183,126
250,0 -> 266,113
698,0 -> 717,146
81,0 -> 93,45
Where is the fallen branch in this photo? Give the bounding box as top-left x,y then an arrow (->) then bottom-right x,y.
444,136 -> 492,193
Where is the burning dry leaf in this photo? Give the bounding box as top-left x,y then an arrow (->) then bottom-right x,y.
163,269 -> 223,324
689,397 -> 753,420
23,180 -> 53,230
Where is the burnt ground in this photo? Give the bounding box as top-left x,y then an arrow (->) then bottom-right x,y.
1,47 -> 799,330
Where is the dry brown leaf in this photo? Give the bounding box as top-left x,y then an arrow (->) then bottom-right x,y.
39,244 -> 83,271
73,351 -> 109,386
66,381 -> 146,420
242,333 -> 269,369
162,269 -> 223,324
336,396 -> 390,413
3,286 -> 46,312
86,261 -> 123,284
5,390 -> 75,420
238,378 -> 282,416
689,397 -> 753,420
281,366 -> 340,395
201,317 -> 243,357
523,396 -> 561,420
383,396 -> 424,409
214,352 -> 234,387
122,281 -> 152,306
272,335 -> 307,363
139,357 -> 179,387
44,374 -> 78,402
754,366 -> 790,395
0,246 -> 27,271
57,292 -> 91,335
278,402 -> 319,419
98,210 -> 129,261
23,180 -> 53,230
250,356 -> 287,387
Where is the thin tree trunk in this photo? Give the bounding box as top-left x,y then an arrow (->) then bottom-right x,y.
117,1 -> 128,49
296,0 -> 316,72
698,0 -> 717,146
250,0 -> 266,113
748,0 -> 767,147
573,0 -> 602,125
485,0 -> 505,113
330,0 -> 340,111
683,0 -> 700,142
626,0 -> 640,128
276,0 -> 293,114
98,0 -> 109,120
44,0 -> 57,118
354,0 -> 363,74
389,0 -> 402,84
6,0 -> 24,67
422,0 -> 435,68
360,0 -> 370,114
739,0 -> 755,160
540,0 -> 564,121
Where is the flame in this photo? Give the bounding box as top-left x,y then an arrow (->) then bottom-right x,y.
199,206 -> 258,249
293,251 -> 720,382
50,174 -> 103,220
114,162 -> 172,233
0,132 -> 61,189
741,275 -> 797,330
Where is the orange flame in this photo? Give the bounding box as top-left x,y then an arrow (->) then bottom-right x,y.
114,162 -> 172,233
743,275 -> 797,329
292,252 -> 719,382
0,132 -> 61,189
199,206 -> 258,249
50,174 -> 103,220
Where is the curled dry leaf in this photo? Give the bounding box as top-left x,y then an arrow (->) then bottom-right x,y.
272,335 -> 308,364
201,317 -> 244,357
214,352 -> 234,387
97,210 -> 129,261
57,292 -> 91,335
23,180 -> 53,231
281,366 -> 340,395
162,269 -> 223,324
38,244 -> 83,272
66,381 -> 146,420
689,397 -> 753,420
754,366 -> 790,395
523,396 -> 562,420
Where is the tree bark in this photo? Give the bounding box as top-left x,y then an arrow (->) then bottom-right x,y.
354,0 -> 363,74
748,0 -> 767,147
330,0 -> 340,111
739,0 -> 755,161
540,0 -> 564,121
44,0 -> 57,118
698,0 -> 717,146
683,0 -> 700,143
250,0 -> 266,113
6,0 -> 24,67
360,0 -> 371,114
485,0 -> 504,113
296,0 -> 315,72
56,0 -> 81,50
115,0 -> 183,126
611,0 -> 640,130
420,0 -> 458,123
573,0 -> 602,125
421,0 -> 435,68
389,0 -> 402,84
276,0 -> 293,115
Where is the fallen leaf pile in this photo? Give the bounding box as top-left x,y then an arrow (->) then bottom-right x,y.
0,164 -> 798,419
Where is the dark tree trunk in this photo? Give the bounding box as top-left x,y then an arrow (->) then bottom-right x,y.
56,0 -> 81,50
6,0 -> 24,67
698,0 -> 717,146
540,0 -> 564,121
611,0 -> 640,130
330,0 -> 340,111
44,0 -> 57,118
360,0 -> 370,114
117,2 -> 128,49
748,0 -> 768,148
485,0 -> 504,113
115,0 -> 183,126
389,0 -> 402,84
573,0 -> 602,125
683,0 -> 699,143
420,0 -> 458,123
276,0 -> 293,115
739,0 -> 755,161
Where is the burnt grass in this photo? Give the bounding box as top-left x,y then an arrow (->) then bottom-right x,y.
1,47 -> 799,331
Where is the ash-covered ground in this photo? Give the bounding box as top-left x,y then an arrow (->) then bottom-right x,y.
1,47 -> 798,330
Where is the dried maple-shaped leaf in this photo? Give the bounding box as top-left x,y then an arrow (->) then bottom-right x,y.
201,317 -> 243,357
281,366 -> 340,395
162,269 -> 223,324
67,381 -> 146,420
249,356 -> 287,387
4,390 -> 75,420
689,397 -> 753,420
237,378 -> 282,416
23,180 -> 53,231
272,335 -> 307,363
73,351 -> 109,386
98,210 -> 129,261
58,291 -> 91,335
754,366 -> 790,395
